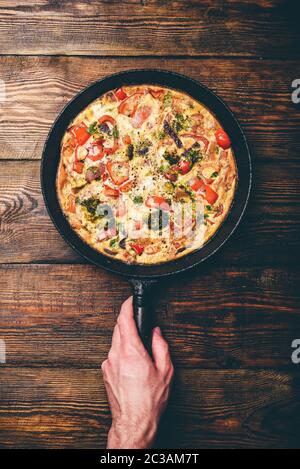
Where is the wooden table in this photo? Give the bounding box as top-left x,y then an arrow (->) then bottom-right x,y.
0,1 -> 300,449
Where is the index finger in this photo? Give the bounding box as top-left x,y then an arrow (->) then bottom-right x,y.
117,296 -> 145,349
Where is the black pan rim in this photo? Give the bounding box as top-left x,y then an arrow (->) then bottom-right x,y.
41,69 -> 252,280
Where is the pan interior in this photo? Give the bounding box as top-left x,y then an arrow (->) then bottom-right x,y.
41,70 -> 251,279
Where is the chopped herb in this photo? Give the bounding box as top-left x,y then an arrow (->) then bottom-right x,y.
164,120 -> 183,148
204,213 -> 210,219
158,130 -> 166,140
211,171 -> 219,178
183,144 -> 202,166
127,144 -> 134,160
178,183 -> 196,201
172,113 -> 190,133
88,121 -> 106,140
190,149 -> 202,165
88,122 -> 99,135
80,197 -> 99,215
133,195 -> 143,204
112,125 -> 119,139
206,205 -> 212,211
159,163 -> 169,173
109,237 -> 119,247
164,181 -> 175,193
163,150 -> 180,165
216,147 -> 220,155
137,139 -> 151,156
163,91 -> 173,108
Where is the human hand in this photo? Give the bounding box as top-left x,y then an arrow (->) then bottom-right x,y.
101,296 -> 174,449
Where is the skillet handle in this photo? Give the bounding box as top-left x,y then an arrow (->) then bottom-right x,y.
131,280 -> 157,355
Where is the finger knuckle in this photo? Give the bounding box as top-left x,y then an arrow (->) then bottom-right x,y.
101,359 -> 108,371
107,350 -> 116,362
161,341 -> 170,355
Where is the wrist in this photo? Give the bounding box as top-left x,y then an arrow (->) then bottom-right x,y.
107,419 -> 158,449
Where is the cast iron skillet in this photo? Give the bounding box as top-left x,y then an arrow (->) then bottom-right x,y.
41,70 -> 252,353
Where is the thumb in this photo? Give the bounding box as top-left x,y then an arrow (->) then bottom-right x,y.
152,327 -> 171,371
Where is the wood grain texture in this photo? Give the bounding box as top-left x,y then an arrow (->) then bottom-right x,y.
0,368 -> 300,449
0,264 -> 299,368
0,1 -> 299,57
0,161 -> 299,265
0,57 -> 299,160
0,0 -> 299,451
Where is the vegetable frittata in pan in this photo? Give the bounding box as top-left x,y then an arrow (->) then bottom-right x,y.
57,85 -> 237,264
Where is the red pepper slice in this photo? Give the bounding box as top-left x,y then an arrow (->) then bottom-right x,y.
104,185 -> 120,198
69,123 -> 90,146
67,195 -> 76,213
119,179 -> 134,193
189,177 -> 206,193
75,146 -> 88,162
182,133 -> 210,153
86,142 -> 105,161
58,164 -> 67,190
103,139 -> 119,155
118,92 -> 143,117
149,88 -> 164,99
145,196 -> 171,212
73,160 -> 84,174
97,115 -> 119,155
98,115 -> 116,126
189,178 -> 218,204
115,88 -> 128,101
106,161 -> 130,186
205,185 -> 218,205
129,243 -> 145,256
215,129 -> 231,150
123,134 -> 132,145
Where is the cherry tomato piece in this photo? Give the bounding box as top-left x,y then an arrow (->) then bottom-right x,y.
129,243 -> 145,256
178,160 -> 192,174
215,129 -> 231,150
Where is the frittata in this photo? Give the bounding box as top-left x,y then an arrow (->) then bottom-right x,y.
57,85 -> 237,264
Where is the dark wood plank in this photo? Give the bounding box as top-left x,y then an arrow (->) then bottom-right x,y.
0,57 -> 299,160
0,1 -> 299,57
0,264 -> 299,368
0,368 -> 299,449
1,161 -> 299,265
